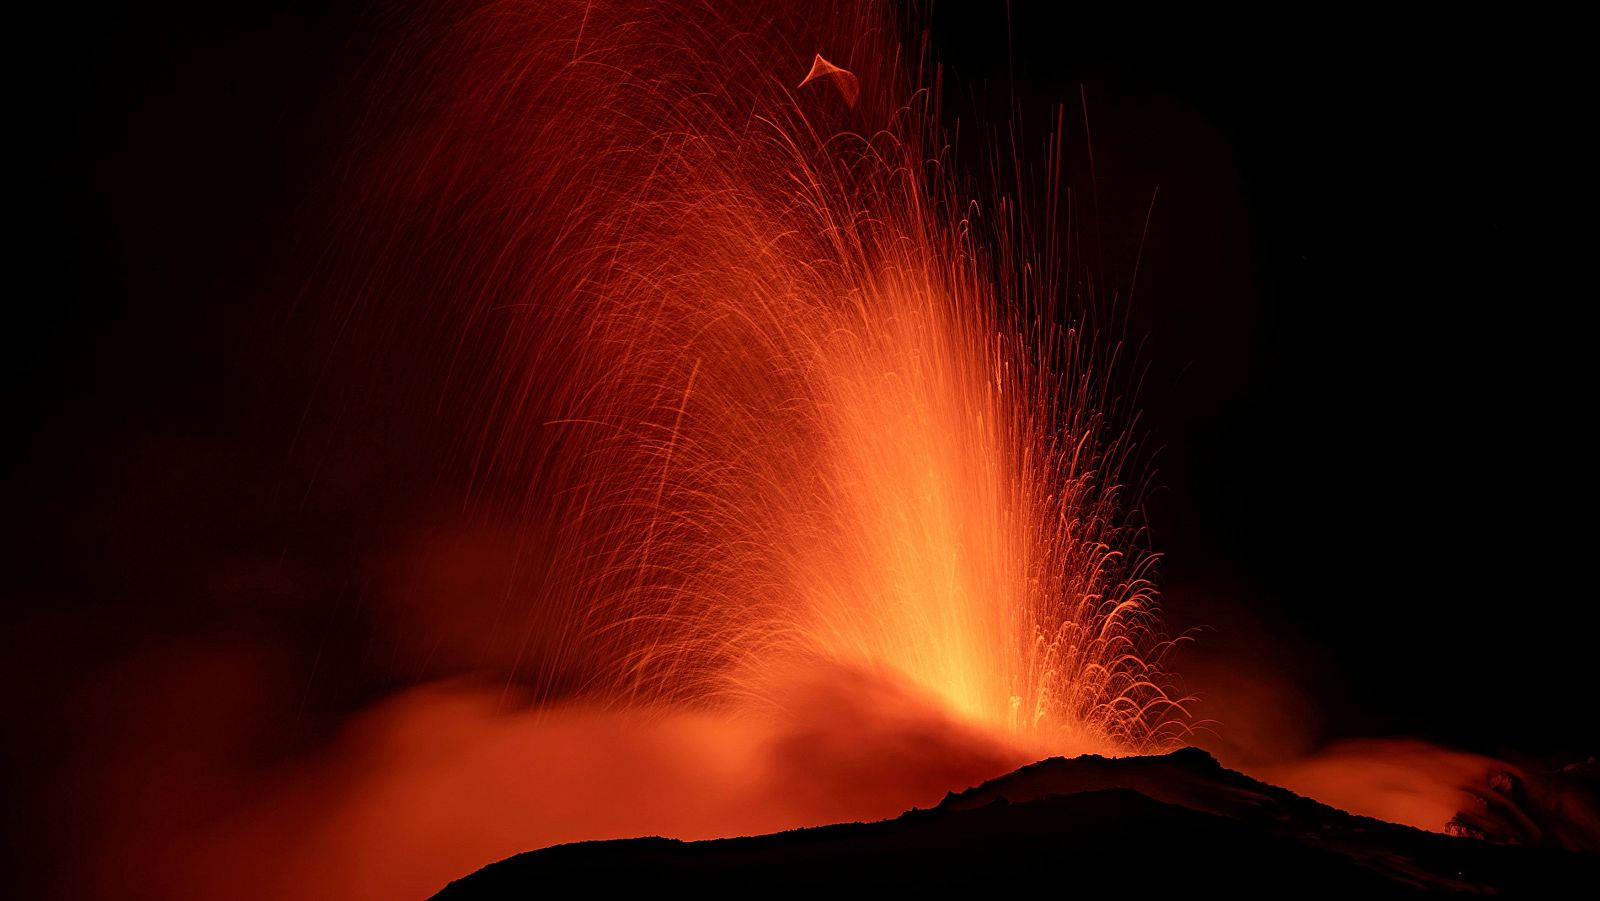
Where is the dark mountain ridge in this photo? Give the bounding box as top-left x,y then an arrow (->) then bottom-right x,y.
433,748 -> 1598,897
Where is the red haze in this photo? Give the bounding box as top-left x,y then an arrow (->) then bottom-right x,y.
115,677 -> 1022,901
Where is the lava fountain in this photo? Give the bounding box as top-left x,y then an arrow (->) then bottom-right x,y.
319,0 -> 1188,753
196,1 -> 1202,893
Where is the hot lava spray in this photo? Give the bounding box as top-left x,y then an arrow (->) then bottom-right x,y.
318,0 -> 1191,754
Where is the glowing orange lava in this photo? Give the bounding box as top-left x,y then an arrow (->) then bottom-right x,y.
120,2 -> 1196,897
337,0 -> 1192,755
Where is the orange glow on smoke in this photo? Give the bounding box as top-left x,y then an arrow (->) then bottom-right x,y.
150,683 -> 1024,901
1260,740 -> 1511,833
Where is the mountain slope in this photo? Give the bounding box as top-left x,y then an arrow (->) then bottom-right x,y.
432,749 -> 1597,897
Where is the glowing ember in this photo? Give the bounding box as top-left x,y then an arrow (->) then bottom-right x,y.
799,53 -> 861,106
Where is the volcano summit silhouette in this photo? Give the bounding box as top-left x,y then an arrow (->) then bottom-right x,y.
431,748 -> 1597,897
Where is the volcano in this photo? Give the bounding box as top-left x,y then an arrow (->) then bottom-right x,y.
18,3 -> 1598,901
432,749 -> 1597,897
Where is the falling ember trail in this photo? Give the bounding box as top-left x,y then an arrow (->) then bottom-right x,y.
799,54 -> 861,106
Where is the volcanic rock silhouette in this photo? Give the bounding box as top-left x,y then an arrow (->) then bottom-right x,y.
431,749 -> 1597,897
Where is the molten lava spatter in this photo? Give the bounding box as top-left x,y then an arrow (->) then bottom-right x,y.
346,0 -> 1190,755
131,2 -> 1194,897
